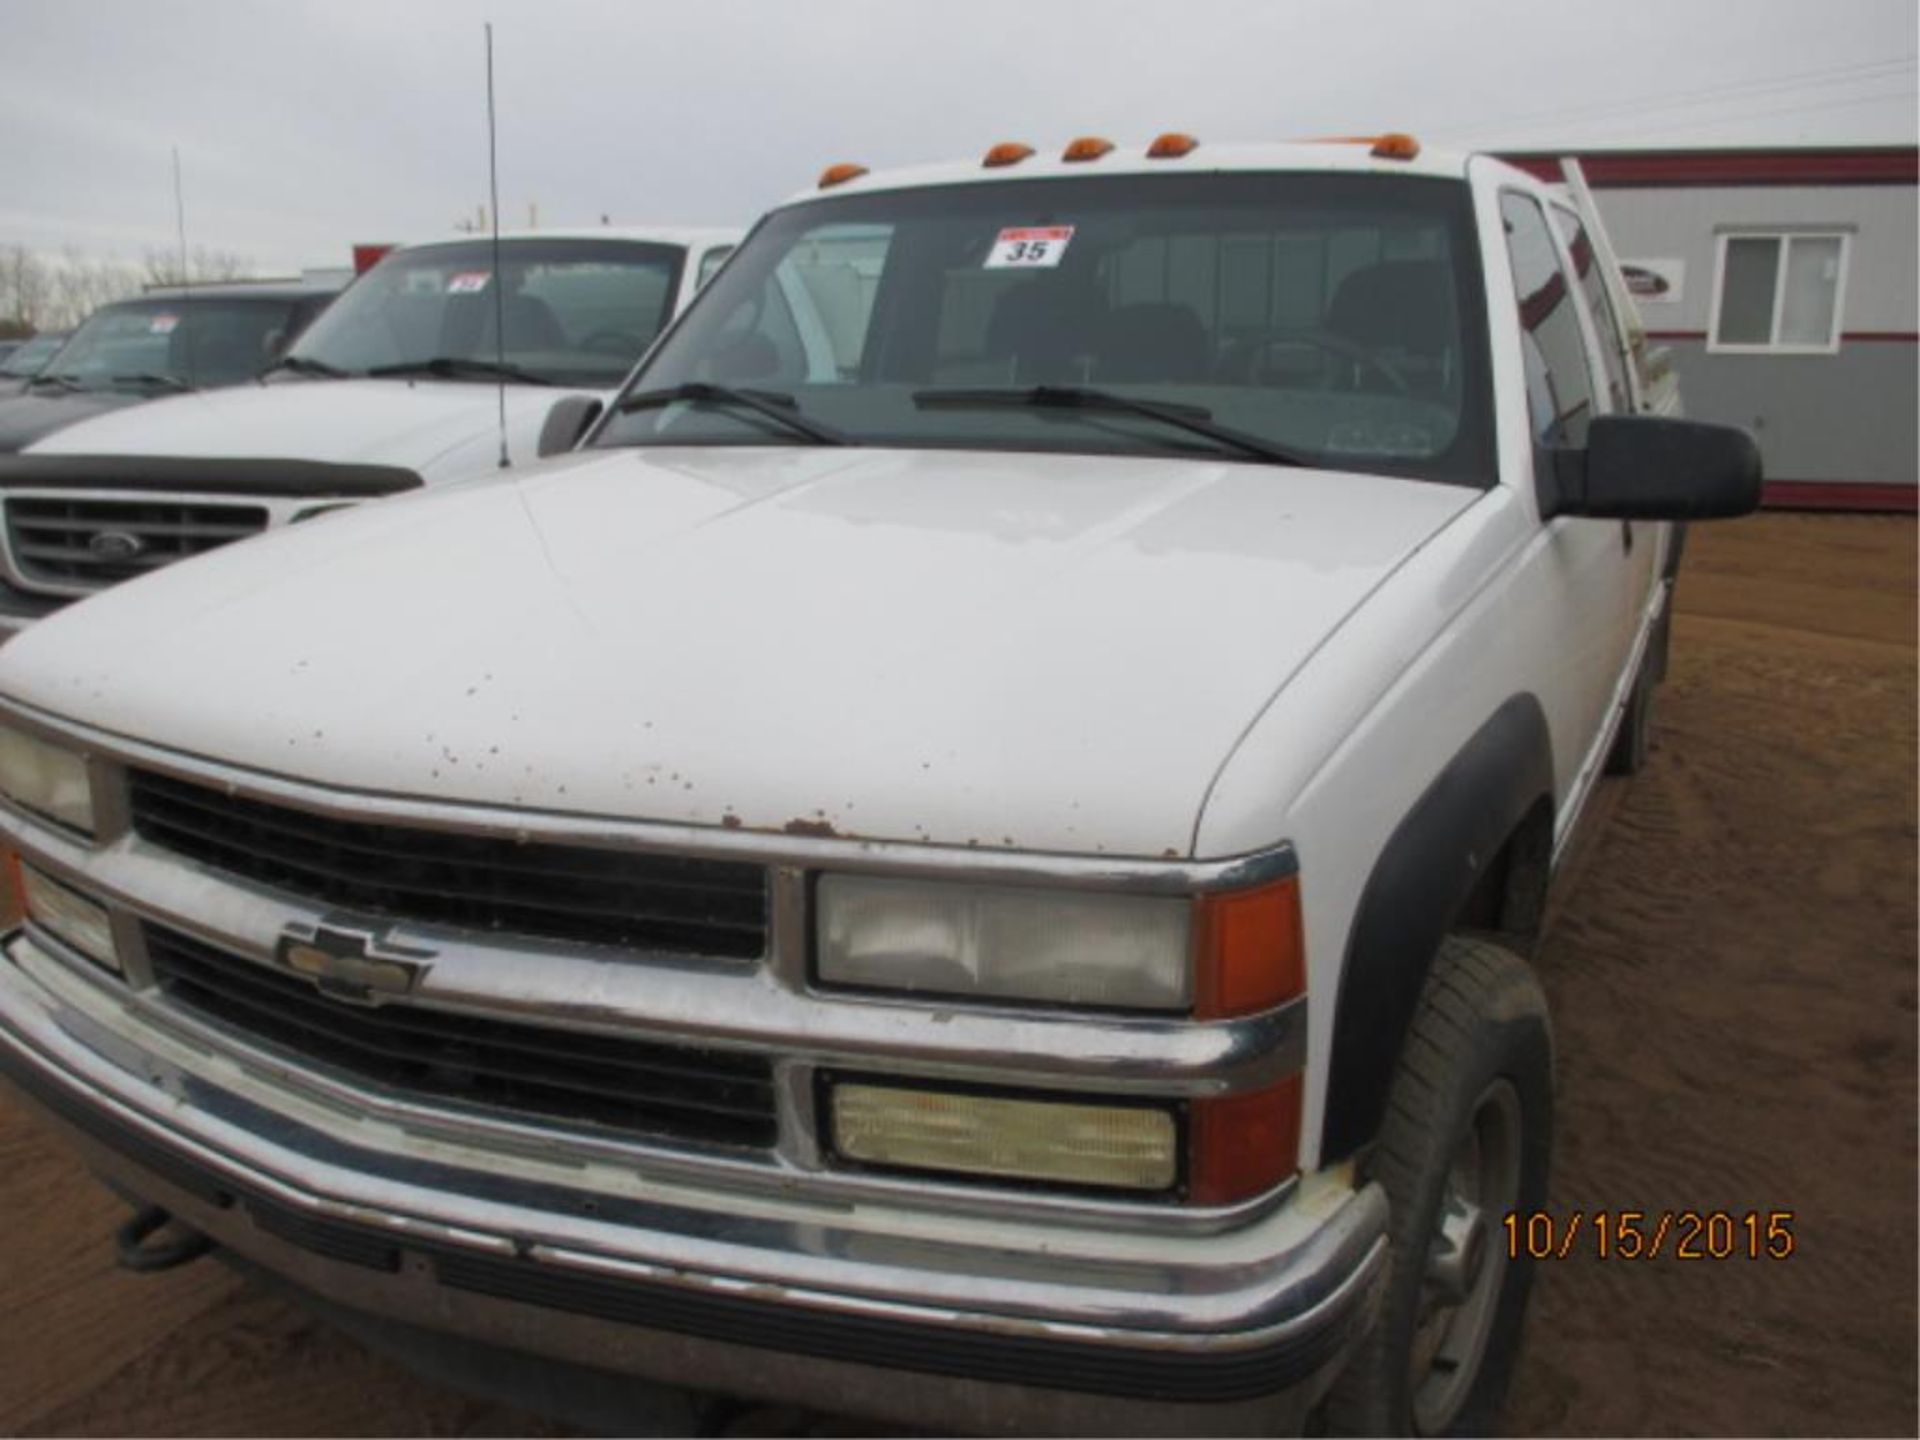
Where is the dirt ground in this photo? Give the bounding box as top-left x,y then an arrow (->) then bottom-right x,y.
0,513 -> 1913,1437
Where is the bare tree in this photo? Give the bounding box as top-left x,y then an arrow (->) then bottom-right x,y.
0,246 -> 54,331
47,246 -> 143,329
140,245 -> 255,287
1,242 -> 255,331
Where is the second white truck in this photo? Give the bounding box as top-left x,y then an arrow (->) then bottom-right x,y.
0,227 -> 738,638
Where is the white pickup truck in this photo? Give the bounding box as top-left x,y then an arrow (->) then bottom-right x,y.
0,226 -> 738,638
0,136 -> 1756,1435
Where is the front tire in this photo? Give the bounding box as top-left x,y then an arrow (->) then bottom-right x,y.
1324,936 -> 1554,1436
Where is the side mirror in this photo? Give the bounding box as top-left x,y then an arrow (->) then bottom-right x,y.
1545,415 -> 1762,521
536,395 -> 603,458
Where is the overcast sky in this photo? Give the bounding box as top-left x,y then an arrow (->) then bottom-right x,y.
2,0 -> 1914,275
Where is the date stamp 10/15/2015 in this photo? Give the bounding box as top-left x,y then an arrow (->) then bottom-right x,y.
1503,1210 -> 1797,1261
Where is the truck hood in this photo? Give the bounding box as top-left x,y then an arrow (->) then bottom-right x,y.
0,446 -> 1480,858
25,378 -> 596,479
0,388 -> 143,454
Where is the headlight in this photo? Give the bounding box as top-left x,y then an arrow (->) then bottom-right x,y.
20,865 -> 119,971
816,875 -> 1190,1010
0,725 -> 96,835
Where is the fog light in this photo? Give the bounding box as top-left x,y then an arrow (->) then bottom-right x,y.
830,1081 -> 1177,1191
21,865 -> 119,972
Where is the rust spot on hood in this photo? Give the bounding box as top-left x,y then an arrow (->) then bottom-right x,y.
720,813 -> 743,830
783,817 -> 841,838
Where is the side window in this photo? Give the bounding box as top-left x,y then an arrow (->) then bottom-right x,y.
694,268 -> 809,383
1500,193 -> 1596,448
1552,208 -> 1631,413
695,246 -> 734,290
783,225 -> 892,379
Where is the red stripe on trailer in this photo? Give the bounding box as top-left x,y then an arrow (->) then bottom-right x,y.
1761,482 -> 1918,513
1499,148 -> 1918,188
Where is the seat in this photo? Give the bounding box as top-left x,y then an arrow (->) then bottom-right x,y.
168,319 -> 263,385
1324,260 -> 1458,395
444,290 -> 570,357
983,278 -> 1107,384
495,293 -> 569,351
1090,302 -> 1209,385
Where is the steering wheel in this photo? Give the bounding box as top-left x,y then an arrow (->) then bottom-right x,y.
1241,328 -> 1412,396
578,329 -> 648,357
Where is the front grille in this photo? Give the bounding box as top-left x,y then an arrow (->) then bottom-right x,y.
143,924 -> 778,1148
128,769 -> 768,959
5,496 -> 269,589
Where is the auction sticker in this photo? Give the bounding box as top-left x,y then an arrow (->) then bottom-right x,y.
149,314 -> 180,334
985,226 -> 1074,269
446,271 -> 492,294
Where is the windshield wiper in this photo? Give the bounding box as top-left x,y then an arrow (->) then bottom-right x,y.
913,385 -> 1311,468
25,373 -> 85,393
260,354 -> 349,380
111,372 -> 194,392
366,356 -> 558,386
614,381 -> 847,446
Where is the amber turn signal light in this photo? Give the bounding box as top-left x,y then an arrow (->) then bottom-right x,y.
1061,136 -> 1114,162
982,142 -> 1035,168
1192,874 -> 1305,1019
1188,1074 -> 1302,1205
0,848 -> 23,930
818,163 -> 869,189
1146,132 -> 1199,159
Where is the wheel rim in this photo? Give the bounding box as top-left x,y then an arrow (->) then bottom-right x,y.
1408,1077 -> 1524,1435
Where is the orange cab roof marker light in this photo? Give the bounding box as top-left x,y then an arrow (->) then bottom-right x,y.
1370,132 -> 1422,160
818,163 -> 869,189
1062,136 -> 1115,163
982,142 -> 1035,168
1146,132 -> 1200,160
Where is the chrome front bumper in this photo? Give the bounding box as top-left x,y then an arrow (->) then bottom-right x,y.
0,932 -> 1388,1433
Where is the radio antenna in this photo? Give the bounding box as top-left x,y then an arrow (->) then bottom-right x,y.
171,146 -> 197,388
485,22 -> 509,468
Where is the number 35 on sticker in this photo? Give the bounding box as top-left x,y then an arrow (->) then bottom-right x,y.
986,226 -> 1074,269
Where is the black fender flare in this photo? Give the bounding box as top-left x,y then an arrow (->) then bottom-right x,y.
1321,694 -> 1555,1161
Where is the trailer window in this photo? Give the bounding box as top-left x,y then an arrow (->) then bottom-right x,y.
1710,231 -> 1849,354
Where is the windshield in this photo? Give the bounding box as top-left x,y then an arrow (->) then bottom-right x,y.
593,173 -> 1494,485
0,333 -> 65,378
288,238 -> 686,388
35,299 -> 302,390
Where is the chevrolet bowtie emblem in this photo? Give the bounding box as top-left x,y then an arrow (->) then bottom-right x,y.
276,922 -> 433,1006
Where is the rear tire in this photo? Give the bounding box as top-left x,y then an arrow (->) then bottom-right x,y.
1324,936 -> 1554,1436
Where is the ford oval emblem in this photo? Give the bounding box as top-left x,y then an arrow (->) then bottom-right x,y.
89,530 -> 146,560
